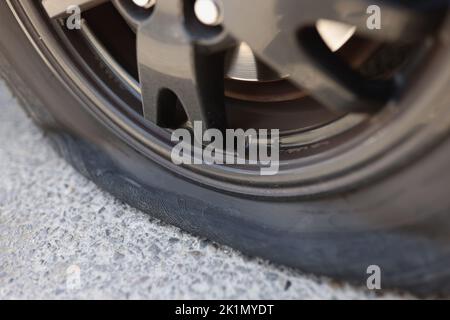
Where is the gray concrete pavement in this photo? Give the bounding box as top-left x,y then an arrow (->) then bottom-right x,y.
0,80 -> 407,299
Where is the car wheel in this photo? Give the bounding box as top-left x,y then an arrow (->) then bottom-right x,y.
2,0 -> 450,295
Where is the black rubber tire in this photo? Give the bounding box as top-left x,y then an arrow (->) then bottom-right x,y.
2,2 -> 450,296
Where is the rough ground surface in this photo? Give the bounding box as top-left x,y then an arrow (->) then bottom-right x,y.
0,80 -> 409,299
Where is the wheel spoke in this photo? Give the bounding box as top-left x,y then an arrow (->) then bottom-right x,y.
319,0 -> 447,43
136,0 -> 226,129
41,0 -> 109,18
220,0 -> 444,112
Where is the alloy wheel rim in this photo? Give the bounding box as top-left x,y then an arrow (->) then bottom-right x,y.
8,0 -> 450,197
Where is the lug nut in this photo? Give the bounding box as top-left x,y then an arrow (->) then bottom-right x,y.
132,0 -> 156,9
194,0 -> 223,26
